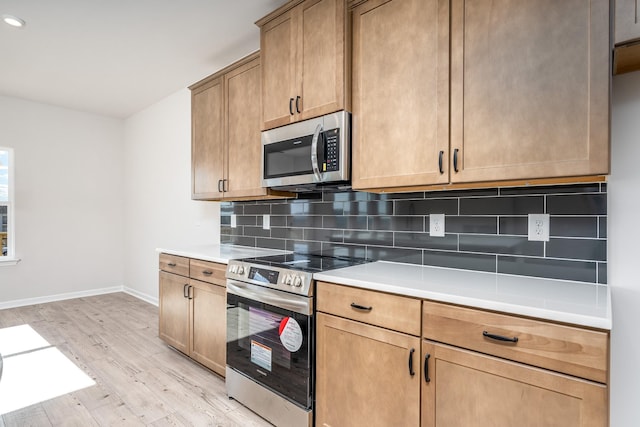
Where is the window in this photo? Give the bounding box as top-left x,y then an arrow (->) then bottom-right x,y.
0,147 -> 14,259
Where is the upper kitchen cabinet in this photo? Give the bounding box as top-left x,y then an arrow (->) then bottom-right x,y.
351,0 -> 450,190
190,52 -> 291,201
352,0 -> 610,192
614,0 -> 640,74
450,0 -> 610,184
257,0 -> 349,130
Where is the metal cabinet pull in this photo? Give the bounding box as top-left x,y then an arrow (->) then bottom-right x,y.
295,95 -> 301,113
222,179 -> 228,192
408,348 -> 416,376
483,330 -> 518,343
438,151 -> 444,174
218,179 -> 223,192
350,302 -> 372,311
202,270 -> 213,276
289,98 -> 294,115
453,148 -> 459,173
424,353 -> 431,383
167,262 -> 176,267
183,284 -> 189,298
187,285 -> 193,300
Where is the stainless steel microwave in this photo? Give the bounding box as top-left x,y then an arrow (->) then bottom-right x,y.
261,111 -> 351,191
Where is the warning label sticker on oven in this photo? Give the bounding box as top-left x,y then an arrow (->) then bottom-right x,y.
278,317 -> 303,352
251,340 -> 272,371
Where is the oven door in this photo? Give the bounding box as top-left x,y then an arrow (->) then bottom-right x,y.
226,280 -> 313,409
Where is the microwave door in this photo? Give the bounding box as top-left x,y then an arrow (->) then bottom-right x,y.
263,135 -> 315,185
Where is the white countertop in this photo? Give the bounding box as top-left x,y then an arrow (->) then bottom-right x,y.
314,261 -> 611,330
156,244 -> 289,264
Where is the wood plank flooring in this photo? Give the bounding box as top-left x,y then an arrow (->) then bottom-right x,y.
0,292 -> 272,426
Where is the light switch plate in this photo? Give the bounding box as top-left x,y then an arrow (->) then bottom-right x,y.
263,214 -> 270,230
231,214 -> 237,228
528,214 -> 549,241
430,214 -> 445,237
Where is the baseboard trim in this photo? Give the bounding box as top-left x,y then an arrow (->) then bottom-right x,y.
0,286 -> 124,310
123,287 -> 158,306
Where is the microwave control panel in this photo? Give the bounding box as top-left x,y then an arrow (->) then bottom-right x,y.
323,128 -> 340,172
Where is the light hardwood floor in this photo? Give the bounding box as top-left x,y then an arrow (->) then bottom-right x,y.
0,292 -> 272,426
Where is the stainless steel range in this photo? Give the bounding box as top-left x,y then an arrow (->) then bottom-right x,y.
225,253 -> 368,427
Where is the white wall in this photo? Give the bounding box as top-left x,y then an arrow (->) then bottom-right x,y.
0,95 -> 124,304
122,89 -> 219,303
610,72 -> 640,427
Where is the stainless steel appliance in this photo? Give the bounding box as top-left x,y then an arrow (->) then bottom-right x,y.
261,111 -> 351,191
226,253 -> 368,427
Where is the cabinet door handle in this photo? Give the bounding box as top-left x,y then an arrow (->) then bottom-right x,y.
453,148 -> 459,173
289,97 -> 294,115
424,353 -> 431,383
408,348 -> 416,376
167,262 -> 176,267
187,285 -> 193,300
438,150 -> 444,174
202,270 -> 213,276
218,179 -> 223,192
350,302 -> 372,311
295,95 -> 301,113
483,330 -> 518,343
222,179 -> 228,192
183,283 -> 189,298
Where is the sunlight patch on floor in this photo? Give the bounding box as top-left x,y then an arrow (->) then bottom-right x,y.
0,324 -> 95,415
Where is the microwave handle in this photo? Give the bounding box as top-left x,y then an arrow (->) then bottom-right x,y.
311,123 -> 323,182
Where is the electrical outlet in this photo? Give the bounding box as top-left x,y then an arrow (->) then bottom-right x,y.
528,214 -> 549,241
430,214 -> 445,237
231,214 -> 237,228
263,214 -> 270,230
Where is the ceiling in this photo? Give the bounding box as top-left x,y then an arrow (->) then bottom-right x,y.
0,0 -> 288,118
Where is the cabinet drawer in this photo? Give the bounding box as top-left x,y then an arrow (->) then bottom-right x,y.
189,259 -> 226,286
422,300 -> 609,383
316,282 -> 421,336
159,253 -> 189,276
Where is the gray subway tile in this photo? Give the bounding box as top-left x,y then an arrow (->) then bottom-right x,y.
549,217 -> 597,238
499,217 -> 528,235
459,235 -> 543,256
546,238 -> 606,261
344,230 -> 393,246
599,217 -> 607,238
368,216 -> 424,232
498,256 -> 596,283
460,196 -> 543,215
343,201 -> 394,216
598,263 -> 607,284
423,250 -> 496,272
395,199 -> 458,216
547,194 -> 607,215
366,246 -> 423,265
447,216 -> 497,234
395,232 -> 458,251
256,238 -> 286,250
304,228 -> 344,243
324,216 -> 368,230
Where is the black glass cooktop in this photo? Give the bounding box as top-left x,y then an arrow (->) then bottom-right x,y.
238,253 -> 370,273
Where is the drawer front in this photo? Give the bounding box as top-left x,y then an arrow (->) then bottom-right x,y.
159,253 -> 189,276
189,259 -> 226,286
316,282 -> 421,336
422,300 -> 609,383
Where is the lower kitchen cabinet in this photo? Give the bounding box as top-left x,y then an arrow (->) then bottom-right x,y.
315,312 -> 421,427
158,254 -> 227,377
421,340 -> 608,427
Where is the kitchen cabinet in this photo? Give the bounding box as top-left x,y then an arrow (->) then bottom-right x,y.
351,0 -> 610,192
614,0 -> 640,74
257,0 -> 349,130
189,52 -> 291,201
158,254 -> 227,376
422,300 -> 609,427
315,282 -> 422,427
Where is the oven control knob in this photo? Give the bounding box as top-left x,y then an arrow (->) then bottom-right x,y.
230,265 -> 237,274
284,274 -> 292,285
293,276 -> 302,287
237,266 -> 245,275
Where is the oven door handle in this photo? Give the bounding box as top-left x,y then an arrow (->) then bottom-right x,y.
226,280 -> 312,316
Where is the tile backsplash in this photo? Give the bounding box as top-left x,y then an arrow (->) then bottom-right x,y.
221,183 -> 607,284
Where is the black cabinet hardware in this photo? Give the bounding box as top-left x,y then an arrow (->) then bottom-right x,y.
187,285 -> 193,300
295,96 -> 301,113
408,348 -> 415,376
453,148 -> 459,172
483,330 -> 518,343
438,151 -> 444,174
218,179 -> 223,192
167,262 -> 176,267
350,302 -> 372,311
183,283 -> 189,298
289,98 -> 294,115
202,270 -> 213,276
424,353 -> 431,383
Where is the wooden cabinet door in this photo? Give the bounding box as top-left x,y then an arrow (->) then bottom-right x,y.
192,77 -> 224,199
158,271 -> 190,354
351,0 -> 450,191
615,0 -> 640,44
190,279 -> 226,377
261,9 -> 298,130
298,0 -> 346,121
422,341 -> 608,427
450,0 -> 610,184
224,56 -> 267,199
316,313 -> 421,427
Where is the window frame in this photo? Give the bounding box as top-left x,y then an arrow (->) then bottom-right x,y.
0,146 -> 17,264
